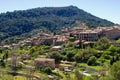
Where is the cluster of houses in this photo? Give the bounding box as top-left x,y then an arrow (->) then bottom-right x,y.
33,25 -> 120,70
20,25 -> 120,47
2,24 -> 120,49
17,33 -> 68,47
1,24 -> 120,71
21,25 -> 120,47
62,25 -> 120,41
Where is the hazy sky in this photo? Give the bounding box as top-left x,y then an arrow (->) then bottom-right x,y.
0,0 -> 120,24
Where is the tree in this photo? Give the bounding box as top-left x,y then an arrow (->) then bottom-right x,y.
66,41 -> 73,47
108,45 -> 116,53
48,51 -> 62,64
74,70 -> 83,80
43,67 -> 52,75
2,51 -> 9,63
64,72 -> 71,80
108,45 -> 117,56
110,61 -> 120,80
75,48 -> 96,63
102,50 -> 111,59
29,46 -> 35,56
110,57 -> 114,65
66,51 -> 75,61
81,48 -> 94,62
0,59 -> 5,67
116,54 -> 120,61
96,37 -> 110,50
74,52 -> 83,62
87,56 -> 97,65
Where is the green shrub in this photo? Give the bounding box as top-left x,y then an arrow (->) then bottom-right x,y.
43,67 -> 52,75
87,56 -> 97,66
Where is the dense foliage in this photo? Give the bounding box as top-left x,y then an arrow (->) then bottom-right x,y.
0,6 -> 114,40
0,37 -> 120,80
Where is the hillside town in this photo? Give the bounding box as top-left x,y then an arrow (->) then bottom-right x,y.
2,24 -> 120,48
21,25 -> 120,46
0,0 -> 120,79
0,24 -> 120,80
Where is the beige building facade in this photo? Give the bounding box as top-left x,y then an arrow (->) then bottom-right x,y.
34,58 -> 55,69
102,26 -> 120,39
72,26 -> 120,41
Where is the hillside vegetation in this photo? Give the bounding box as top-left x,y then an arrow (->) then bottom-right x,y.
0,6 -> 114,40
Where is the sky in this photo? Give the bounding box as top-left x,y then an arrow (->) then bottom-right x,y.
0,0 -> 120,24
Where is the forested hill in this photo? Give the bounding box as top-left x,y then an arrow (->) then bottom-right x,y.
0,6 -> 114,40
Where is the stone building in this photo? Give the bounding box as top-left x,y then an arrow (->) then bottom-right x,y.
71,26 -> 120,41
34,58 -> 55,69
54,35 -> 68,46
102,26 -> 120,39
73,29 -> 102,41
